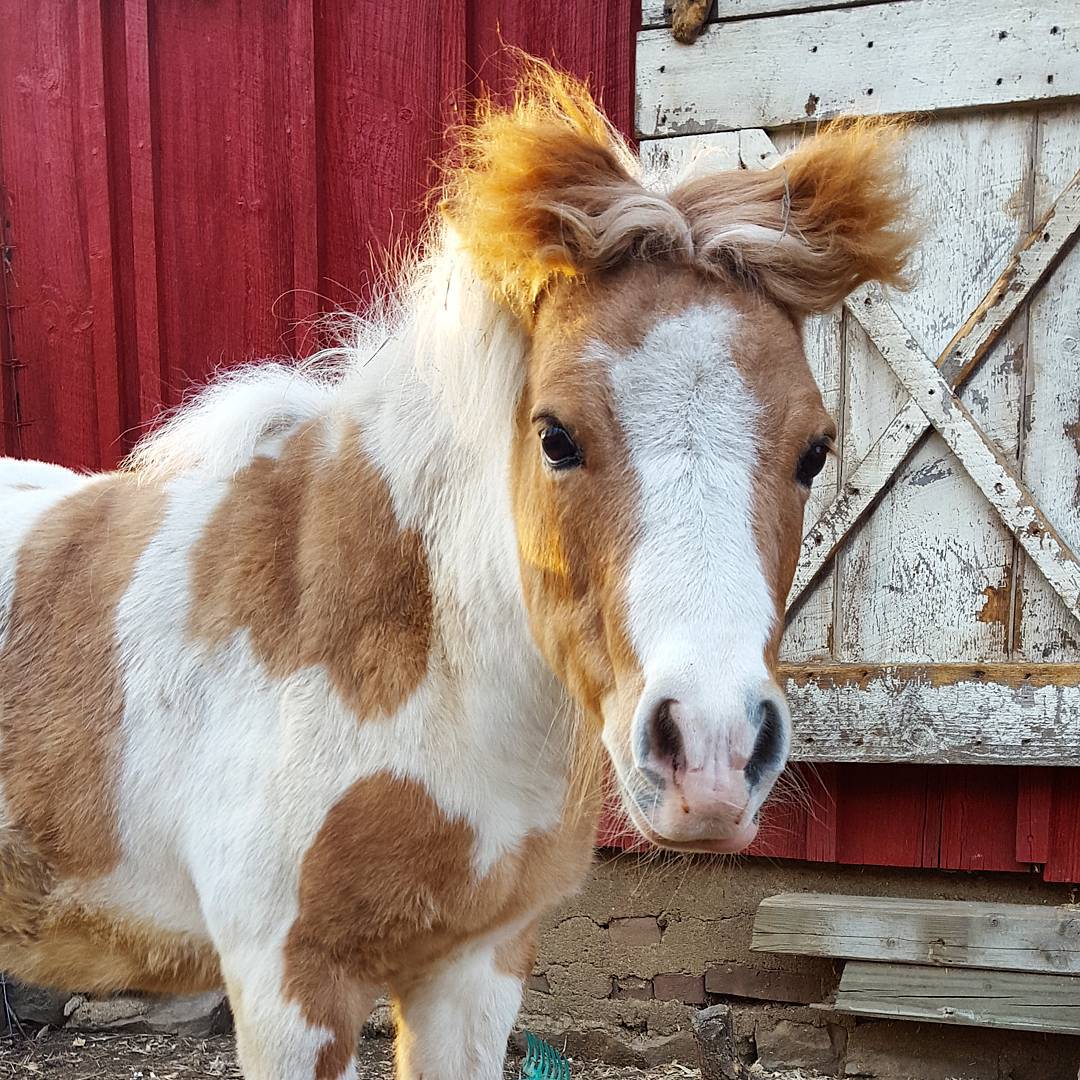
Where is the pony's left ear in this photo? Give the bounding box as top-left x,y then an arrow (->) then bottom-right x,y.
439,63 -> 661,318
674,118 -> 917,315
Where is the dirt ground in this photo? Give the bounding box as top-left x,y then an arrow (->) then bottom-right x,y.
0,1031 -> 816,1079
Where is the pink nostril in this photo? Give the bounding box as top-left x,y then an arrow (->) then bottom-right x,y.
648,698 -> 685,775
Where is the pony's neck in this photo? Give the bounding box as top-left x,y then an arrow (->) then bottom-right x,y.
338,245 -> 560,710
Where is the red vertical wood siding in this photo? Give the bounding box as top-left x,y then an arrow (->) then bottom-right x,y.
2,1 -> 1076,882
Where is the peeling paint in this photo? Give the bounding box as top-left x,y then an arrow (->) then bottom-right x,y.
977,575 -> 1011,626
908,457 -> 953,487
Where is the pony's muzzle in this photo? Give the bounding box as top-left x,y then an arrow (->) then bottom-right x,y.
627,680 -> 791,851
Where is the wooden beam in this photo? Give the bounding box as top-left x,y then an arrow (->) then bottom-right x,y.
788,168 -> 1080,606
850,284 -> 1080,623
753,893 -> 1080,975
637,0 -> 1080,137
640,0 -> 916,30
832,960 -> 1080,1035
779,662 -> 1080,765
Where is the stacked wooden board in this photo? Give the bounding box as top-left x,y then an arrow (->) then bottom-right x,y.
752,893 -> 1080,1033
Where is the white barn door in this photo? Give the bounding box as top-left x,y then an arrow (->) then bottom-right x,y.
637,0 -> 1080,766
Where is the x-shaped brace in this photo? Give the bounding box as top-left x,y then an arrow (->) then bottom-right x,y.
784,162 -> 1080,623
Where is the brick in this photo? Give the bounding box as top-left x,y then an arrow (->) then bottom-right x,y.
608,916 -> 661,947
704,963 -> 829,1004
652,973 -> 706,1005
611,976 -> 653,1001
756,1018 -> 840,1074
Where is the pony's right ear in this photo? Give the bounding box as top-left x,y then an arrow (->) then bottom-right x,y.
440,62 -> 659,317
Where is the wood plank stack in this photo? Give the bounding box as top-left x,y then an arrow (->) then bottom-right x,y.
752,893 -> 1080,1035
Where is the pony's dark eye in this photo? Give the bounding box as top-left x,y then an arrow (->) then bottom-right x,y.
796,440 -> 830,487
540,424 -> 583,470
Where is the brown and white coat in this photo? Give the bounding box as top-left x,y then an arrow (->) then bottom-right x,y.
0,64 -> 913,1080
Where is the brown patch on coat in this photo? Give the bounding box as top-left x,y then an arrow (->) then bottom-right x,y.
510,267 -> 665,723
283,773 -> 599,1076
0,476 -> 165,879
189,422 -> 433,721
0,899 -> 221,994
494,920 -> 540,981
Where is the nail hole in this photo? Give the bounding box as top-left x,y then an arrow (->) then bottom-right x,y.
866,87 -> 874,95
1048,74 -> 1054,83
1051,25 -> 1059,34
996,77 -> 1003,85
867,40 -> 874,47
810,45 -> 818,53
1044,232 -> 1051,241
659,65 -> 666,73
998,29 -> 1008,39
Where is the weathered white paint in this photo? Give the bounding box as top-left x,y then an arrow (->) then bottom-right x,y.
637,0 -> 1080,136
1018,113 -> 1080,660
851,284 -> 1080,624
835,112 -> 1032,663
752,893 -> 1080,975
782,665 -> 1080,765
789,165 -> 1080,612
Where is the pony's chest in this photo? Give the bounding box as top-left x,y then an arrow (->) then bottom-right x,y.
284,769 -> 595,982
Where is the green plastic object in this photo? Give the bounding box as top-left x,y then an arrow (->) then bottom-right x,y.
520,1032 -> 571,1079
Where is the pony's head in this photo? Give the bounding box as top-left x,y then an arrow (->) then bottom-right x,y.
443,64 -> 914,853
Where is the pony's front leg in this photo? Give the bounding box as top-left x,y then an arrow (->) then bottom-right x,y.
221,947 -> 377,1080
392,927 -> 537,1080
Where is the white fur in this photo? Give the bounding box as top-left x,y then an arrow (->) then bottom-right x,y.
125,363 -> 336,480
395,937 -> 524,1080
597,304 -> 778,820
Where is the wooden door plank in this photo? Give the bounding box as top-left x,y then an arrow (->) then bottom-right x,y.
637,0 -> 1080,136
753,893 -> 1080,974
836,114 -> 1031,664
850,284 -> 1080,622
790,165 -> 1080,608
1016,115 -> 1080,661
781,662 -> 1080,764
833,960 -> 1080,1033
640,0 -> 917,30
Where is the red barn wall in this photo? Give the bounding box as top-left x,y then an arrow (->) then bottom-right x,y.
0,0 -> 635,468
1,0 -> 1075,883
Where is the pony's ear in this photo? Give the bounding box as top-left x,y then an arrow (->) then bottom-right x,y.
672,119 -> 916,315
440,62 -> 655,316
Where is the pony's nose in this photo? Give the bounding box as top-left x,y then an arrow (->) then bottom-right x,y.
641,688 -> 790,796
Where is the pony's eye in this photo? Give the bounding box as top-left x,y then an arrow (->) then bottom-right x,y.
540,424 -> 583,470
796,440 -> 830,487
